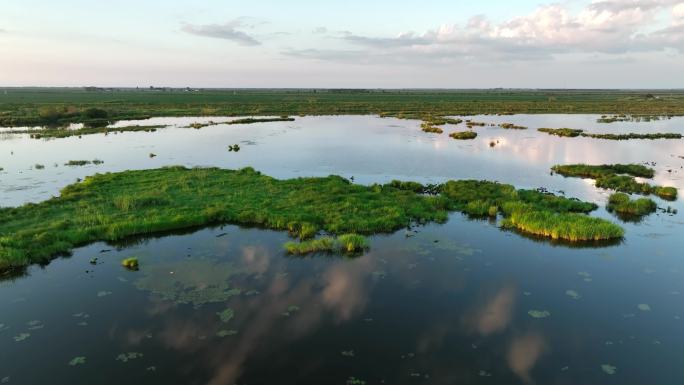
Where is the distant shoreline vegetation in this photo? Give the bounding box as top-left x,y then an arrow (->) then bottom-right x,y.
538,128 -> 682,140
2,88 -> 684,127
0,166 -> 623,271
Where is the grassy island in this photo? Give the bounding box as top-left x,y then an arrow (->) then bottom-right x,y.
449,131 -> 478,140
606,193 -> 657,219
538,128 -> 584,137
0,167 -> 624,270
552,164 -> 677,200
538,128 -> 682,140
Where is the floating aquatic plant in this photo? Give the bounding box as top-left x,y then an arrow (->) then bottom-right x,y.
68,356 -> 86,366
116,352 -> 143,363
601,364 -> 617,375
216,329 -> 238,337
528,310 -> 551,318
217,308 -> 235,323
96,291 -> 112,297
121,257 -> 139,271
565,290 -> 581,300
13,333 -> 30,342
637,304 -> 651,311
134,259 -> 243,307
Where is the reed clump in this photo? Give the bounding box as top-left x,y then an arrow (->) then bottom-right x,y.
284,234 -> 368,254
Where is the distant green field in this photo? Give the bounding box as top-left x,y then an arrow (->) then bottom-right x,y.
2,87 -> 684,126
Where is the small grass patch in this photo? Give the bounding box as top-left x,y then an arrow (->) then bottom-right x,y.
499,123 -> 527,129
539,128 -> 682,140
581,132 -> 681,140
420,122 -> 443,134
553,164 -> 677,200
606,193 -> 657,219
284,234 -> 369,255
65,160 -> 103,166
538,128 -> 583,137
552,164 -> 655,179
121,257 -> 139,270
449,131 -> 477,140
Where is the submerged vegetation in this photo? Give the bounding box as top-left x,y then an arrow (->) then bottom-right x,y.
0,167 -> 624,270
449,131 -> 478,140
539,128 -> 682,140
552,163 -> 677,200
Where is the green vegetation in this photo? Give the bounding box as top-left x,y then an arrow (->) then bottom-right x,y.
449,131 -> 478,140
551,164 -> 655,178
134,259 -> 242,307
581,132 -> 681,140
284,234 -> 369,255
440,180 -> 620,241
538,128 -> 584,137
552,164 -> 677,200
228,144 -> 240,152
606,193 -> 657,218
598,114 -> 671,123
539,128 -> 682,140
465,120 -> 489,128
0,166 -> 623,270
34,164 -> 45,170
420,122 -> 443,134
121,257 -> 139,270
65,159 -> 103,166
188,117 -> 294,129
8,125 -> 167,139
499,123 -> 527,129
3,88 -> 684,128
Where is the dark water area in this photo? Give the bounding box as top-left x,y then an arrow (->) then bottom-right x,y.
1,115 -> 683,384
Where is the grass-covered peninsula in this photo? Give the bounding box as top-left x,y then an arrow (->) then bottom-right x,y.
0,167 -> 624,270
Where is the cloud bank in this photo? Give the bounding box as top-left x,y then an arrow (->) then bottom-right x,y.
181,19 -> 261,46
290,0 -> 684,63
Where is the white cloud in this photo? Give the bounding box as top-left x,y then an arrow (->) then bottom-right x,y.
181,20 -> 261,46
294,0 -> 684,63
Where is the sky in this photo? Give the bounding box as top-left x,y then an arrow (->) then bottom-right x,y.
1,0 -> 684,88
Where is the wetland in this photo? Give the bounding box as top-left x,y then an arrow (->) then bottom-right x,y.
1,108 -> 684,385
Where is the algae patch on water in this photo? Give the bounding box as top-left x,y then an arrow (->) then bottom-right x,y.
134,259 -> 243,307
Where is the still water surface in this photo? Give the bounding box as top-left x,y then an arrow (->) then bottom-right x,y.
1,115 -> 683,384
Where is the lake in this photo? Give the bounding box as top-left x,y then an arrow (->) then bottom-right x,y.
1,115 -> 683,384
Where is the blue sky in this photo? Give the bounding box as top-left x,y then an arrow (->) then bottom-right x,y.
1,0 -> 683,88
